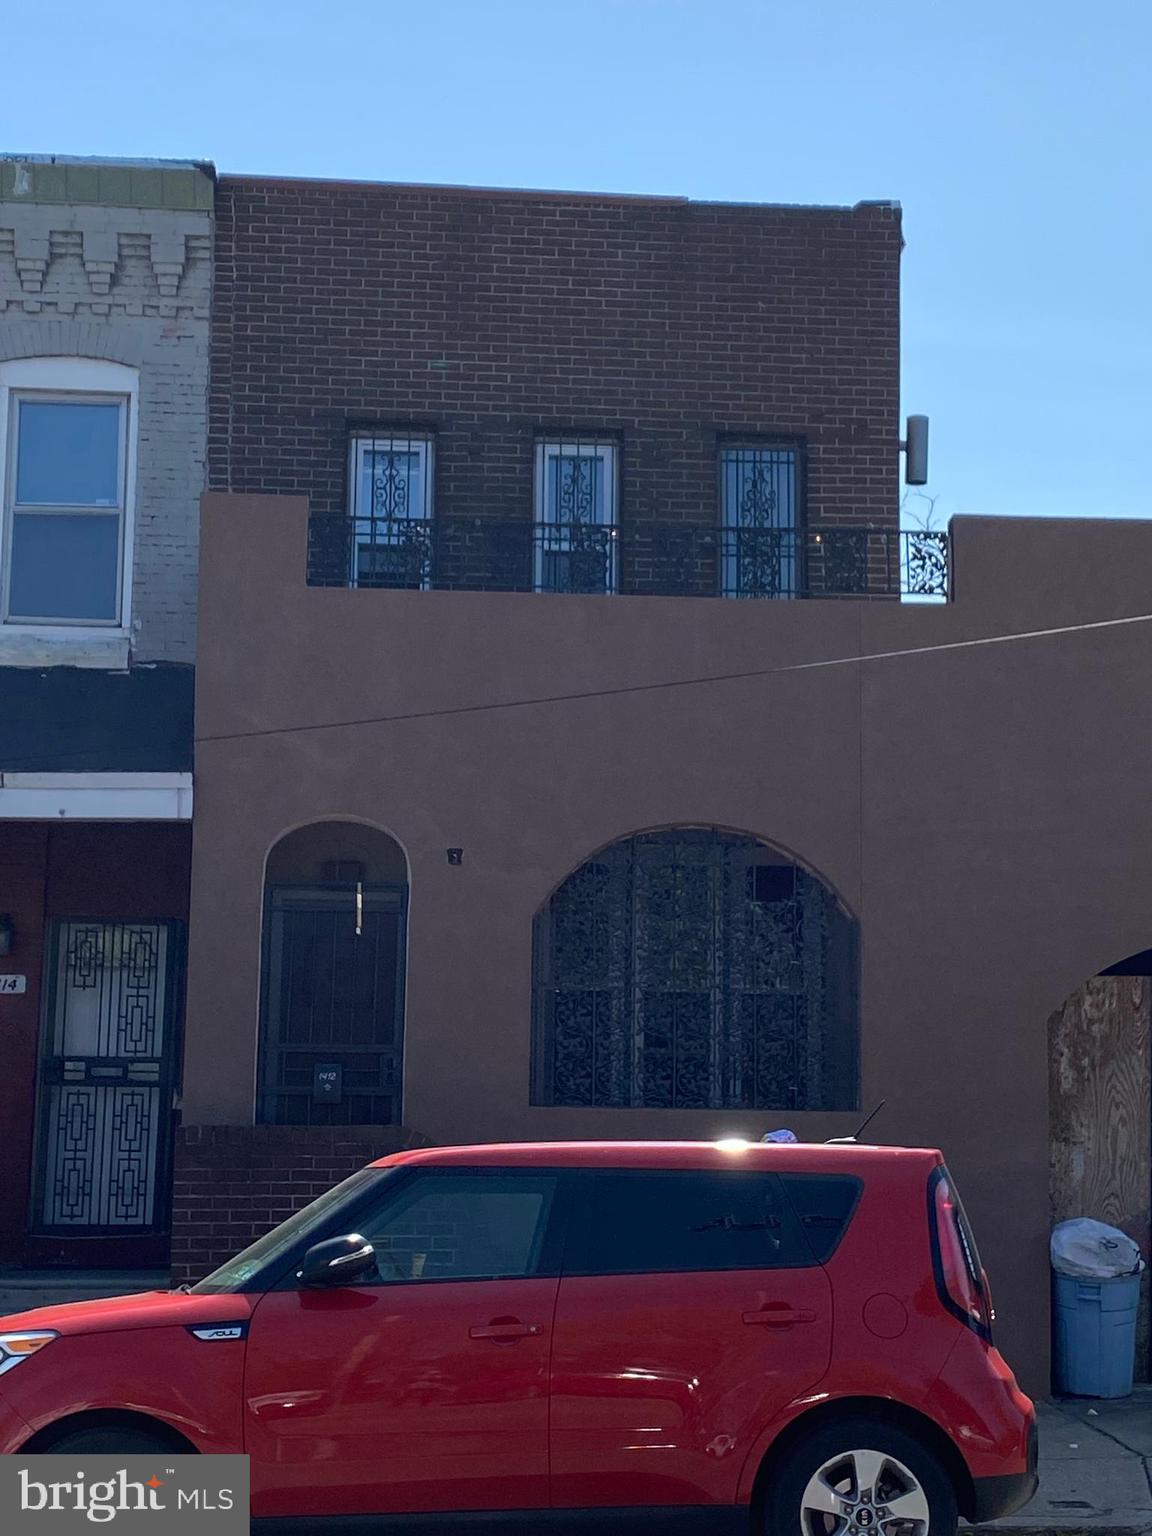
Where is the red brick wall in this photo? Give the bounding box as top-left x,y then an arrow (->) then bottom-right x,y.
0,827 -> 48,1269
170,1124 -> 430,1284
209,178 -> 902,533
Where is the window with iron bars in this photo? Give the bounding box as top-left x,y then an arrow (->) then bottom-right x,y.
719,443 -> 801,599
348,434 -> 434,589
305,429 -> 947,600
532,828 -> 858,1112
534,438 -> 619,595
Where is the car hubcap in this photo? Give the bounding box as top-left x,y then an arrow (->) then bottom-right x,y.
800,1447 -> 931,1536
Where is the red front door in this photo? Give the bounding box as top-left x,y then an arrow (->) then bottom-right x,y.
549,1168 -> 833,1509
243,1168 -> 562,1520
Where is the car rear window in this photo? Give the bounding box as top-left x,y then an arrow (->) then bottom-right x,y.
574,1169 -> 811,1275
779,1173 -> 862,1261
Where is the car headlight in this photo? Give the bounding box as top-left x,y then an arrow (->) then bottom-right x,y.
0,1331 -> 57,1377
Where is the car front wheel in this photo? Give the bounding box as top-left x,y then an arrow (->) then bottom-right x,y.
765,1418 -> 957,1536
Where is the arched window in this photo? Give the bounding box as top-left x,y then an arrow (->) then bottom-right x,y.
532,828 -> 857,1111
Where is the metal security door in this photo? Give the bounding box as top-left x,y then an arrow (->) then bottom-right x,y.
33,920 -> 182,1233
258,884 -> 407,1125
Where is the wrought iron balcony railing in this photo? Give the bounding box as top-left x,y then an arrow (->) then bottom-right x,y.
308,517 -> 950,601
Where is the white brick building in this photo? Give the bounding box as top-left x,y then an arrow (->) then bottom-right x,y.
0,157 -> 211,1286
0,157 -> 211,667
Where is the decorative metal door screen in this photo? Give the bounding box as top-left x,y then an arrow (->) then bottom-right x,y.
33,921 -> 180,1231
258,884 -> 406,1125
532,829 -> 857,1110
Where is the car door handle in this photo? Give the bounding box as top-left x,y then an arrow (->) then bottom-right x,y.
469,1320 -> 542,1341
743,1306 -> 817,1327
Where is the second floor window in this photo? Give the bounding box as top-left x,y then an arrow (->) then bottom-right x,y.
350,434 -> 433,589
534,438 -> 618,595
4,392 -> 128,625
720,443 -> 800,599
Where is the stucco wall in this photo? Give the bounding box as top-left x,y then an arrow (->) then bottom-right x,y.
186,497 -> 1152,1394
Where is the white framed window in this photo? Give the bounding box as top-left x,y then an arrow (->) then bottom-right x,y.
349,434 -> 434,589
534,438 -> 618,594
719,442 -> 800,599
0,359 -> 138,632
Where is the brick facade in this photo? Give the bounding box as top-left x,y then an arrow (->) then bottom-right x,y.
170,1124 -> 429,1284
0,164 -> 211,665
209,178 -> 902,540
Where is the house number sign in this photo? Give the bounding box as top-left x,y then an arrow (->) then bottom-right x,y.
0,975 -> 27,994
313,1063 -> 343,1103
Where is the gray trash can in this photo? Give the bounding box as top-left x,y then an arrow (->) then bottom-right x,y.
1053,1271 -> 1141,1398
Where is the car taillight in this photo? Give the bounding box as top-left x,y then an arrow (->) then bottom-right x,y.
981,1267 -> 997,1325
929,1168 -> 993,1341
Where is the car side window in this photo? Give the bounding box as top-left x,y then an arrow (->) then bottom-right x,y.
779,1173 -> 862,1261
574,1169 -> 811,1275
355,1171 -> 560,1283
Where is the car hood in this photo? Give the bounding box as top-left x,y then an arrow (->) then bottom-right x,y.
0,1290 -> 255,1337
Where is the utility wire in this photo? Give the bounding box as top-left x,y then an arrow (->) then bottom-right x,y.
193,608 -> 1152,748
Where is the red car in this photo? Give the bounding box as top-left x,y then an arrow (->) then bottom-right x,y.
0,1141 -> 1035,1534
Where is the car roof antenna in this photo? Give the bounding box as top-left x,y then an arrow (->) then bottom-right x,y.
825,1100 -> 887,1145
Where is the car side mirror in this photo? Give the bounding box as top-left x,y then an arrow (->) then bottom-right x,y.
297,1234 -> 379,1289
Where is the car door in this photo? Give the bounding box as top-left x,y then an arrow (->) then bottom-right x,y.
549,1167 -> 833,1510
243,1166 -> 566,1521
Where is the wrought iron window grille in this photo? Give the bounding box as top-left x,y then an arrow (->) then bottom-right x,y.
532,829 -> 859,1113
720,444 -> 800,599
346,434 -> 435,590
533,438 -> 620,595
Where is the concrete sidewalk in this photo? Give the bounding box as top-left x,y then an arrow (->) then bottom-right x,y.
973,1391 -> 1152,1534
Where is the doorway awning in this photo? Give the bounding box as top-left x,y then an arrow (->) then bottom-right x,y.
0,772 -> 192,820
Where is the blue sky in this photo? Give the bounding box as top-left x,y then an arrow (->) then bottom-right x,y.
4,0 -> 1149,525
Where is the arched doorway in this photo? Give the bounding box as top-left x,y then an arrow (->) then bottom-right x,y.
1049,950 -> 1152,1380
531,827 -> 857,1111
258,821 -> 408,1126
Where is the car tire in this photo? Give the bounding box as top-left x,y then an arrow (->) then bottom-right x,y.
764,1417 -> 958,1536
37,1424 -> 178,1455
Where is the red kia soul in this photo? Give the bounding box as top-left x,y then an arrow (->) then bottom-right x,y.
0,1141 -> 1035,1533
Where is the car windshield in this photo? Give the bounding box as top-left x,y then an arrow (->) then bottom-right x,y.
188,1167 -> 390,1294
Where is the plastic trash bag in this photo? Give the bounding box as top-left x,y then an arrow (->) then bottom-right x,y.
1051,1218 -> 1145,1279
761,1129 -> 799,1144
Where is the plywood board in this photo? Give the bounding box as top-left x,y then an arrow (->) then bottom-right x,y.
1050,976 -> 1151,1380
